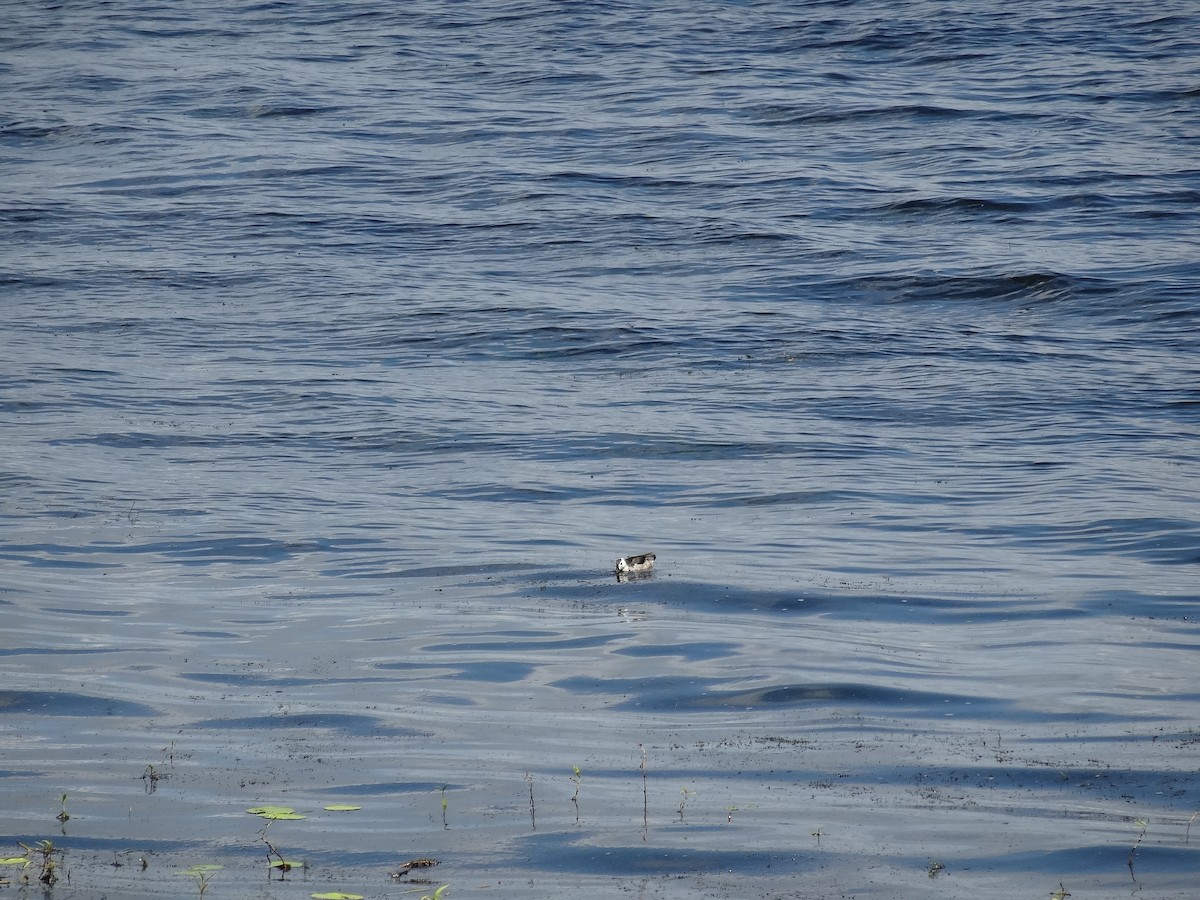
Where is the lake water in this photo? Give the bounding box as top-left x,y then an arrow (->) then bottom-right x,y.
3,1 -> 1199,898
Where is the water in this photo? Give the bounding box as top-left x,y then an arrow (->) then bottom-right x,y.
3,2 -> 1199,897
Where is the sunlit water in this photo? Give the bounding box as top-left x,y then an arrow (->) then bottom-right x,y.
3,2 -> 1198,897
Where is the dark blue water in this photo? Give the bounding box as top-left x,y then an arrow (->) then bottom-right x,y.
3,2 -> 1198,898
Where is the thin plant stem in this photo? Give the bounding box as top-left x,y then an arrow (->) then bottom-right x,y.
639,744 -> 648,842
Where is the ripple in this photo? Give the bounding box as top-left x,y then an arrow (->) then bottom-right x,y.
187,713 -> 421,737
0,691 -> 157,717
511,831 -> 810,877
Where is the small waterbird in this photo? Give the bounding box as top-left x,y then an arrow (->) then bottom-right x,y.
615,552 -> 655,579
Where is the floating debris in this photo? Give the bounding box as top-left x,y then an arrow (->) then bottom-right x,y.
390,857 -> 440,878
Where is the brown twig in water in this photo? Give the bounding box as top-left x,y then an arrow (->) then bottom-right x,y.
258,823 -> 291,873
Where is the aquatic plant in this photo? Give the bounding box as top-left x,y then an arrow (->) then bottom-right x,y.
525,772 -> 536,830
259,822 -> 304,874
1127,818 -> 1148,881
193,870 -> 213,897
724,803 -> 755,824
419,885 -> 450,900
438,785 -> 449,828
143,763 -> 165,793
677,787 -> 695,822
927,860 -> 945,878
638,745 -> 648,841
247,804 -> 306,820
569,764 -> 582,821
56,793 -> 70,824
18,840 -> 61,885
811,827 -> 824,845
0,847 -> 32,887
1050,882 -> 1071,899
179,863 -> 222,897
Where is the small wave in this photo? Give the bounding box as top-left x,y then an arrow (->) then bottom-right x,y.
817,270 -> 1099,309
0,690 -> 156,717
742,101 -> 1025,128
188,712 -> 418,736
883,196 -> 1043,216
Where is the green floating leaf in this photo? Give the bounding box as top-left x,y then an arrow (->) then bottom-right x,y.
311,893 -> 364,900
179,864 -> 223,875
269,859 -> 304,870
0,856 -> 30,866
246,805 -> 294,816
261,812 -> 307,820
323,804 -> 362,811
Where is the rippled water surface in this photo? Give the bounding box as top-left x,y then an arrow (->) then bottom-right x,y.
3,1 -> 1199,897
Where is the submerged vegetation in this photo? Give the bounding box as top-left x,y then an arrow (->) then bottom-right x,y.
569,764 -> 582,822
1127,818 -> 1149,882
639,744 -> 649,841
4,739 -> 1197,896
12,839 -> 62,886
143,763 -> 166,793
180,863 -> 222,897
259,822 -> 306,875
677,787 -> 696,822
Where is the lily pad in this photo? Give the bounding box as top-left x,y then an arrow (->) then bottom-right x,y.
311,893 -> 364,900
179,864 -> 223,875
269,859 -> 305,870
247,805 -> 307,819
323,804 -> 362,811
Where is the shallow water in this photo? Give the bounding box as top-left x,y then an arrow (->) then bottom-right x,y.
3,1 -> 1199,897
